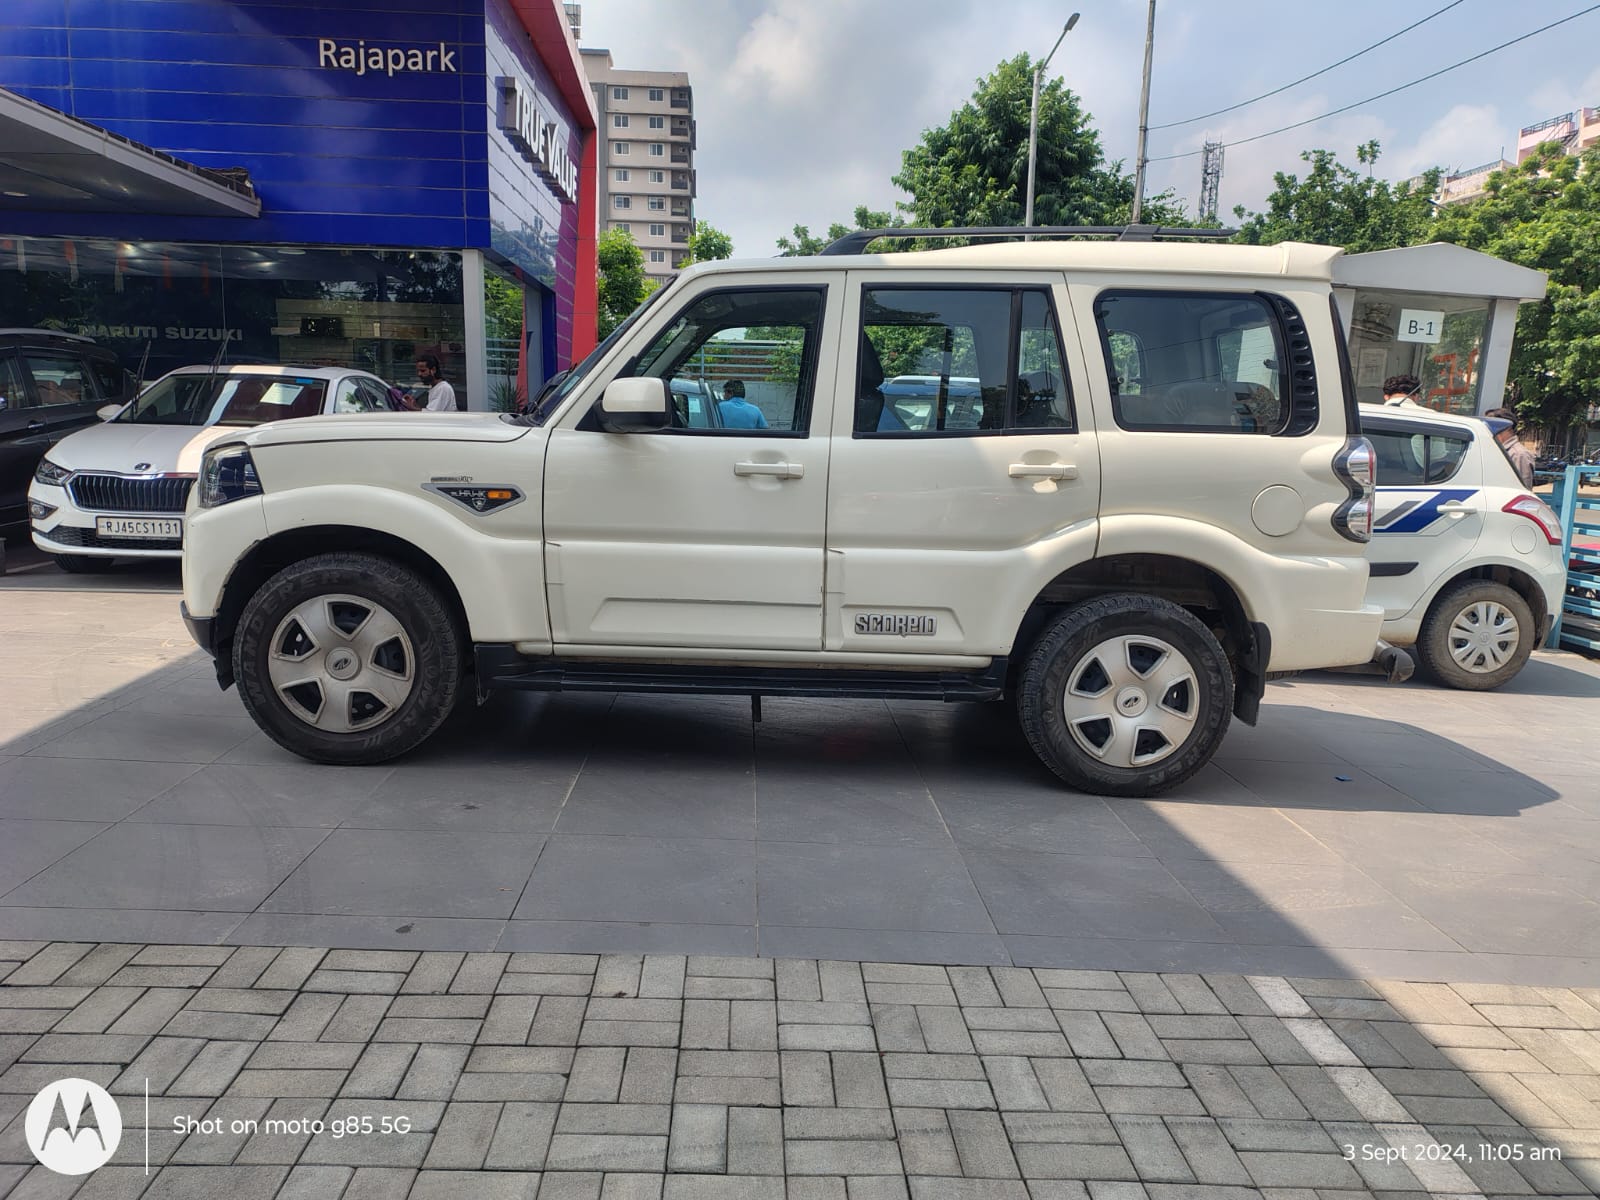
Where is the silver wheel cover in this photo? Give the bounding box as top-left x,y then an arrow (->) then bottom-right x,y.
1447,599 -> 1520,674
266,593 -> 415,733
1062,634 -> 1200,768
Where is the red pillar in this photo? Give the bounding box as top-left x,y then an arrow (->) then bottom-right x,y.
570,127 -> 599,363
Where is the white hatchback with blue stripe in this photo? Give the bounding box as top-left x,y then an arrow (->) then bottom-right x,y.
1360,405 -> 1566,688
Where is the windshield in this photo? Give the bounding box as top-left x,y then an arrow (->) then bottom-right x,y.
525,283 -> 673,425
117,373 -> 329,426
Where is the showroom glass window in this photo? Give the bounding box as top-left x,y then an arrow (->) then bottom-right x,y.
0,241 -> 466,405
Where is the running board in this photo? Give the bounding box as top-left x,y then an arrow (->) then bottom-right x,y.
474,645 -> 1008,703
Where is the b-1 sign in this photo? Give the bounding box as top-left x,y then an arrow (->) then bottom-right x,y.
1396,309 -> 1445,344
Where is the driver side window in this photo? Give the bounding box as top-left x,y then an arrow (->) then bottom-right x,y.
621,287 -> 826,435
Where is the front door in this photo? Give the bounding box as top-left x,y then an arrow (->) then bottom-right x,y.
542,279 -> 839,651
1363,416 -> 1484,618
824,272 -> 1102,656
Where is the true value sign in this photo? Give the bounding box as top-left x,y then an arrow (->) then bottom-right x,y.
497,75 -> 578,203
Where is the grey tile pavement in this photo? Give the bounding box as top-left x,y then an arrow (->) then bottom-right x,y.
3,587 -> 1600,986
1,946 -> 1598,1197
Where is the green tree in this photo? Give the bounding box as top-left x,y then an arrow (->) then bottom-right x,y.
1432,144 -> 1600,434
776,206 -> 894,256
892,54 -> 1182,232
683,220 -> 734,264
596,227 -> 648,339
1232,142 -> 1440,252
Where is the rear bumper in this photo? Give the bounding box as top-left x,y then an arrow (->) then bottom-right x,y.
1267,603 -> 1387,672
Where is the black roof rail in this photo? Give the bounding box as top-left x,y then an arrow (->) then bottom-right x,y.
819,224 -> 1235,256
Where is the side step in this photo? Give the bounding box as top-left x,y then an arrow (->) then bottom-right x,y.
474,645 -> 1008,703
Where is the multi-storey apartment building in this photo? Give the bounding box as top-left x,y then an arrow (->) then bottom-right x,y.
580,49 -> 696,286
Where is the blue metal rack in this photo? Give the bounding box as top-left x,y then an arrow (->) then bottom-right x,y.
1547,464 -> 1600,654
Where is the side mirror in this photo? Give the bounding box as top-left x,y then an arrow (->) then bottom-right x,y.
597,377 -> 671,433
97,404 -> 123,422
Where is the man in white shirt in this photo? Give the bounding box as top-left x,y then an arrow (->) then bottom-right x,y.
409,354 -> 457,412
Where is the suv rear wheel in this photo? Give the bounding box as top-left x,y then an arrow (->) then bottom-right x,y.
233,552 -> 463,765
1017,594 -> 1234,797
1415,578 -> 1534,691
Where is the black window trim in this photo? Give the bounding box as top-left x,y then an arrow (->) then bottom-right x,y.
1091,287 -> 1318,437
852,281 -> 1078,440
600,283 -> 830,439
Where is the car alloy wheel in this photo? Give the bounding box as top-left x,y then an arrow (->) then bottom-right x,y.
1062,633 -> 1199,768
266,593 -> 415,732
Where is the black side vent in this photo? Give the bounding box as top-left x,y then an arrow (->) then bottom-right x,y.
1267,294 -> 1320,437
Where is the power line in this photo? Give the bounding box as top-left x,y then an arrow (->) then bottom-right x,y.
1148,5 -> 1600,164
1151,0 -> 1469,132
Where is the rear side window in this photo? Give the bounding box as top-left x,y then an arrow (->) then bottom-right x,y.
1366,426 -> 1472,485
22,353 -> 93,406
0,357 -> 27,411
1094,291 -> 1313,435
88,358 -> 125,402
856,286 -> 1075,435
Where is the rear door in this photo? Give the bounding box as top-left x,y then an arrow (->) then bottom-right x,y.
1362,415 -> 1484,617
0,355 -> 44,519
19,350 -> 105,445
823,271 -> 1101,656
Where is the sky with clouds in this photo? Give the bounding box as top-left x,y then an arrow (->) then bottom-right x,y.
576,0 -> 1600,257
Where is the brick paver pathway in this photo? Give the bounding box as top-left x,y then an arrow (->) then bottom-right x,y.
2,943 -> 1598,1198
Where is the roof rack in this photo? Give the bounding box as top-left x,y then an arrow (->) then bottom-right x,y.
819,224 -> 1235,256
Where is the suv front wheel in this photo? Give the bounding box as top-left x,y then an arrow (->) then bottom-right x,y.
1017,594 -> 1234,797
233,552 -> 463,765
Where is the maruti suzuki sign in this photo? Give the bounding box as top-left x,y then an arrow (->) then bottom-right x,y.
496,74 -> 578,203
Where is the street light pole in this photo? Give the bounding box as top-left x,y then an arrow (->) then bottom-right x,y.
1024,12 -> 1079,236
1130,0 -> 1157,223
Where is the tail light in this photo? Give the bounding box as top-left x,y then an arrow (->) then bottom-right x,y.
1331,436 -> 1375,543
1503,494 -> 1562,545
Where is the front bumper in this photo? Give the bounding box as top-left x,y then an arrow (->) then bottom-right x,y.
181,602 -> 234,689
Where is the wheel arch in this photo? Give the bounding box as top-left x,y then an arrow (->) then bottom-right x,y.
212,525 -> 470,685
1007,553 -> 1268,724
1420,560 -> 1550,636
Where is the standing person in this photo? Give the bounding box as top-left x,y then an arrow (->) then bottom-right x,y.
406,354 -> 457,412
1381,374 -> 1422,406
716,379 -> 768,429
1485,407 -> 1537,488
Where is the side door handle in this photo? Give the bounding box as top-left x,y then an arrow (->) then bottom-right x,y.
1436,500 -> 1473,519
734,460 -> 804,479
1008,462 -> 1078,480
25,420 -> 46,434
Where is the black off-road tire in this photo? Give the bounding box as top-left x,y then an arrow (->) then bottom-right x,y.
1017,594 -> 1234,798
54,554 -> 118,574
232,552 -> 464,765
1415,578 -> 1535,691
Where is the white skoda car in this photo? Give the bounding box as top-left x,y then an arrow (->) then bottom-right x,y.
30,364 -> 399,572
1361,404 -> 1566,689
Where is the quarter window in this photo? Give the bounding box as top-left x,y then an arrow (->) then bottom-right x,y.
1093,291 -> 1303,434
618,288 -> 826,435
855,287 -> 1075,435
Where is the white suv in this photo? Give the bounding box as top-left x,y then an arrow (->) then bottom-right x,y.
180,231 -> 1386,797
1361,404 -> 1565,688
